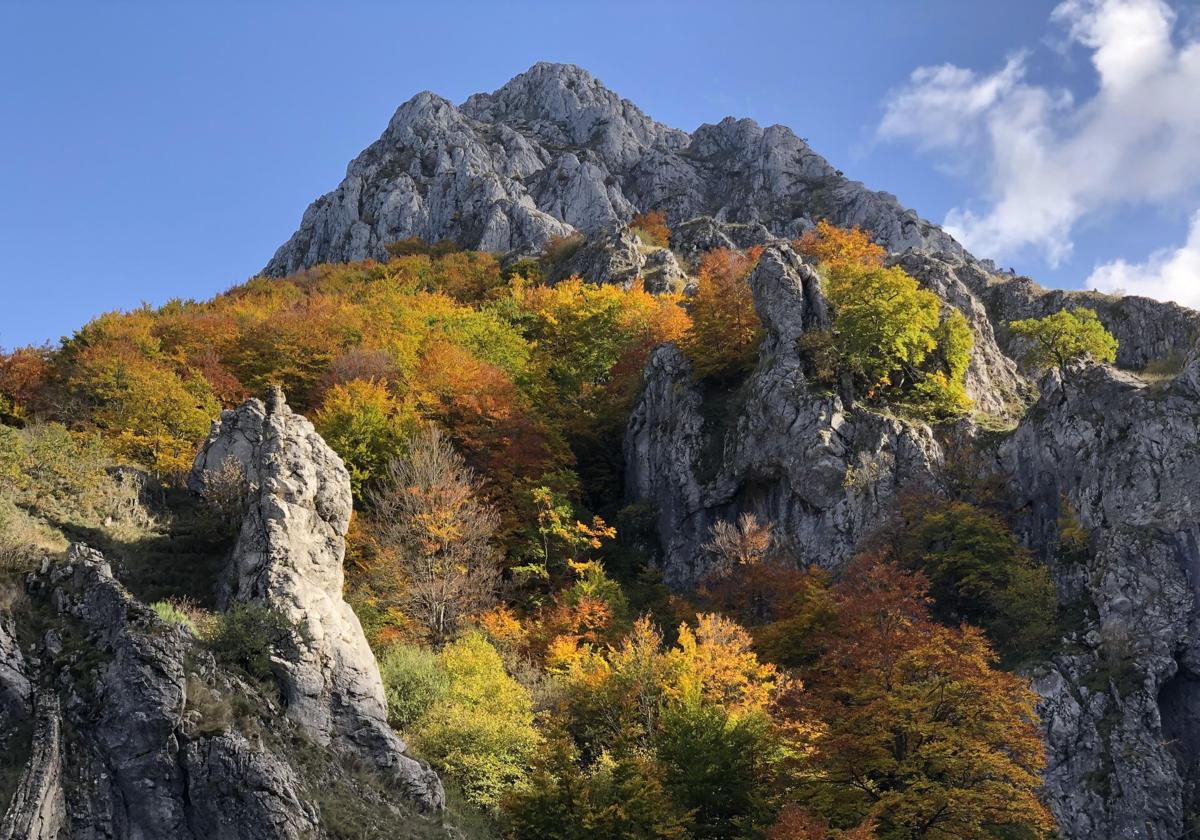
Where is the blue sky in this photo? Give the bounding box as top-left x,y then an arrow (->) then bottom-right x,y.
2,0 -> 1198,348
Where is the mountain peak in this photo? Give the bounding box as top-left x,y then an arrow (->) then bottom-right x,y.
264,64 -> 963,276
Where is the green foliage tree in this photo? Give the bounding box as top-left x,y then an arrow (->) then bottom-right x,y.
313,378 -> 416,500
888,495 -> 1059,663
797,222 -> 973,418
414,632 -> 540,811
825,263 -> 972,416
655,700 -> 775,840
1008,307 -> 1118,371
503,730 -> 688,840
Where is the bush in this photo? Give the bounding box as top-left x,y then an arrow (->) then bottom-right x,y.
503,731 -> 688,840
208,603 -> 295,681
378,644 -> 450,731
542,233 -> 586,267
630,210 -> 671,248
413,632 -> 539,810
796,329 -> 839,388
1008,307 -> 1117,372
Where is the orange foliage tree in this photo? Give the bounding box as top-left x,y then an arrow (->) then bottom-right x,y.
795,220 -> 885,271
684,247 -> 764,380
774,555 -> 1053,839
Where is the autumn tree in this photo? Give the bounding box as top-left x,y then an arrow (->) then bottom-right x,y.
778,555 -> 1053,839
368,426 -> 501,642
60,313 -> 220,475
313,378 -> 416,500
0,345 -> 53,423
795,220 -> 885,271
684,247 -> 764,380
630,210 -> 671,248
414,632 -> 540,811
1008,307 -> 1118,372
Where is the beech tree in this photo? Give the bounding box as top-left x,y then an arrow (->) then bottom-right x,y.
1008,307 -> 1118,371
799,222 -> 973,417
777,556 -> 1053,839
313,378 -> 416,500
684,247 -> 764,379
369,426 -> 501,642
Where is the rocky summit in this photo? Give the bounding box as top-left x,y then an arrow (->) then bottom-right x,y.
5,61 -> 1200,840
264,62 -> 962,276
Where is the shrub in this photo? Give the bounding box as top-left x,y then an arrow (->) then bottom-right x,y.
208,603 -> 295,681
542,232 -> 586,267
1008,307 -> 1118,372
796,329 -> 839,387
630,210 -> 671,248
378,644 -> 450,731
413,632 -> 539,810
503,731 -> 688,840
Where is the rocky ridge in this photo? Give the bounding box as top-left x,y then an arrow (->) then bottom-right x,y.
265,62 -> 963,275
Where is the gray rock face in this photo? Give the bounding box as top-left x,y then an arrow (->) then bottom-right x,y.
625,245 -> 944,586
190,388 -> 444,810
551,223 -> 645,285
961,270 -> 1200,370
0,615 -> 28,735
266,63 -> 962,276
0,689 -> 65,840
8,544 -> 323,840
669,216 -> 773,268
998,366 -> 1200,838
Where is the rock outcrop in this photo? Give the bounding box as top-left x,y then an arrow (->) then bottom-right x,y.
190,387 -> 444,810
3,545 -> 323,839
625,245 -> 945,586
265,63 -> 963,276
999,365 -> 1200,838
0,689 -> 65,840
960,269 -> 1200,370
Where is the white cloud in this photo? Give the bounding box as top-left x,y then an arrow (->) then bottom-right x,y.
1088,211 -> 1200,307
879,0 -> 1200,268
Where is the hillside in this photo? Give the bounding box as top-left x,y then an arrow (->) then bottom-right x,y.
4,62 -> 1200,840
